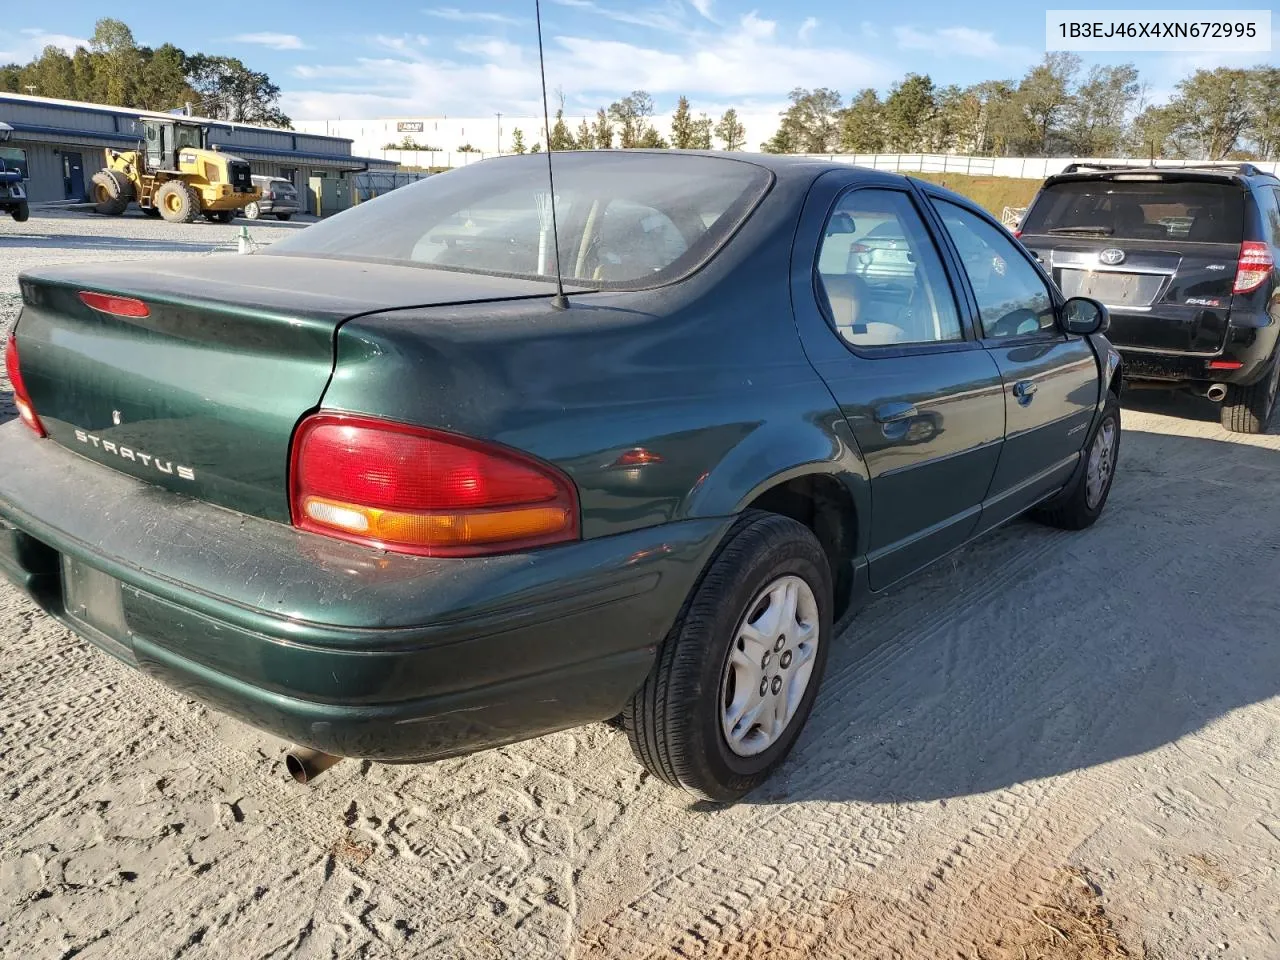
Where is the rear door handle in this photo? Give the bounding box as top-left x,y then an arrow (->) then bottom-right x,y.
1013,380 -> 1038,404
874,401 -> 918,424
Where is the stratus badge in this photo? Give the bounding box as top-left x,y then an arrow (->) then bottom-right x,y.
72,428 -> 196,480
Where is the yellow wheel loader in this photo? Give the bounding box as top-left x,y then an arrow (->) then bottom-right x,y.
91,118 -> 261,224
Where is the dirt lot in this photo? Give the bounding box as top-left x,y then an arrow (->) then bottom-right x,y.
1,210 -> 1278,960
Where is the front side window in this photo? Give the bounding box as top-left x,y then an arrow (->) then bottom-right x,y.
815,189 -> 962,348
934,200 -> 1056,339
263,153 -> 772,289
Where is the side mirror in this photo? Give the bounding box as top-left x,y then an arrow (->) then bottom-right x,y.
1061,297 -> 1109,336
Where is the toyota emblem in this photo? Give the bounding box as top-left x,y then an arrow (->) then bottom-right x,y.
1098,248 -> 1126,266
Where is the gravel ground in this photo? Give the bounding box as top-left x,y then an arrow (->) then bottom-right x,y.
1,209 -> 1278,960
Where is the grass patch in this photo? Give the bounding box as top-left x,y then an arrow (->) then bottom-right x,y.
907,172 -> 1043,217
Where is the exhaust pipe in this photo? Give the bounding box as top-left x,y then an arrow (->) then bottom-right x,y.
1206,383 -> 1228,402
285,746 -> 343,784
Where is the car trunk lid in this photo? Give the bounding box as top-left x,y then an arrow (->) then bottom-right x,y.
1019,174 -> 1246,354
14,254 -> 563,522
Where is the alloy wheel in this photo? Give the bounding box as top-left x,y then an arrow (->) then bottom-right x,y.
719,574 -> 821,758
1085,417 -> 1117,509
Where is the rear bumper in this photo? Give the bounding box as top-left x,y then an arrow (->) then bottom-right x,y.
1115,308 -> 1279,387
255,198 -> 299,215
0,423 -> 727,761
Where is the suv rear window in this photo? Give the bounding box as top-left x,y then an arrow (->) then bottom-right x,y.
262,153 -> 772,289
1021,179 -> 1245,243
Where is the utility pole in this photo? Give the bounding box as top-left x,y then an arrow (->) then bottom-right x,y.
496,112 -> 503,154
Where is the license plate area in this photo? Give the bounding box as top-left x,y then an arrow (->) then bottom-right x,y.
62,555 -> 130,641
1058,269 -> 1165,307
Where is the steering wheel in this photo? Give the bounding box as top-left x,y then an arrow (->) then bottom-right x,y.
987,308 -> 1042,338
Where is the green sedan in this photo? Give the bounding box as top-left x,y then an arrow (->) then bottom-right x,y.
0,151 -> 1122,801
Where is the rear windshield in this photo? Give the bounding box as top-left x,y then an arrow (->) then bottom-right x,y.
1021,179 -> 1245,243
262,153 -> 772,288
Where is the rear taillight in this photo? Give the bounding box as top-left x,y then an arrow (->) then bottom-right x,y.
4,334 -> 46,438
1234,241 -> 1274,294
79,291 -> 150,318
290,413 -> 580,556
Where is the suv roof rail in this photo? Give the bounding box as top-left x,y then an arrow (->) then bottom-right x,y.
1057,160 -> 1275,178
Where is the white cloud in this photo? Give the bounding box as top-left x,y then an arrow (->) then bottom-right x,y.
799,17 -> 818,42
426,7 -> 522,25
689,0 -> 714,20
0,28 -> 88,63
548,0 -> 686,33
233,32 -> 308,50
893,25 -> 1032,63
284,12 -> 888,120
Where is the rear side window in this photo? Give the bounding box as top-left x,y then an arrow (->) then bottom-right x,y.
1022,180 -> 1245,243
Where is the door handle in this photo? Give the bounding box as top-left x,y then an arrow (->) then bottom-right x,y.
874,401 -> 918,424
1012,380 -> 1038,404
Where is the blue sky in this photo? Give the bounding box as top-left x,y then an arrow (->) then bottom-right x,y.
2,1 -> 1276,120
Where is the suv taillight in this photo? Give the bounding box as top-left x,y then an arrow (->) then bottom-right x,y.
1234,241 -> 1274,294
4,334 -> 46,438
289,413 -> 580,556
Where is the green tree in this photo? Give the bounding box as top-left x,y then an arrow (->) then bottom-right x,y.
691,112 -> 713,150
529,141 -> 542,153
71,47 -> 101,101
1063,63 -> 1140,155
90,18 -> 142,106
714,108 -> 746,150
839,88 -> 884,152
765,87 -> 843,153
592,108 -> 614,149
1128,103 -> 1183,159
1166,67 -> 1252,159
549,107 -> 575,151
575,117 -> 594,150
670,95 -> 696,148
883,74 -> 936,151
1016,52 -> 1080,155
510,128 -> 528,154
964,80 -> 1019,154
29,46 -> 77,100
608,91 -> 661,148
185,54 -> 291,127
137,43 -> 194,112
1247,66 -> 1280,159
0,63 -> 20,93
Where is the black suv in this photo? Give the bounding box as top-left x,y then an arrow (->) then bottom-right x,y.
1018,163 -> 1280,432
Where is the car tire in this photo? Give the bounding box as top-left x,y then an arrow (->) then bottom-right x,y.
276,213 -> 292,221
244,201 -> 261,220
1220,358 -> 1279,434
10,201 -> 28,223
622,511 -> 833,803
91,170 -> 133,216
154,180 -> 200,224
1036,391 -> 1120,531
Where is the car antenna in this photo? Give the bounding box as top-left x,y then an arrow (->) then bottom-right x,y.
534,0 -> 569,310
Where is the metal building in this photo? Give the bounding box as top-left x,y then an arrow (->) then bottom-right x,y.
0,92 -> 396,213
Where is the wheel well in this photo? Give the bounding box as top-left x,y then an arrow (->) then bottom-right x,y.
1109,359 -> 1123,398
745,474 -> 857,620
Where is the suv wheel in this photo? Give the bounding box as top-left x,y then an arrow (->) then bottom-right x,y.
1221,358 -> 1279,434
622,511 -> 832,802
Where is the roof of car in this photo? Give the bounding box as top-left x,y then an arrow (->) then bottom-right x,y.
1044,162 -> 1279,187
478,149 -> 973,199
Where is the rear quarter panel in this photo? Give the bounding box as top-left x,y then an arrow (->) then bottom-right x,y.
319,170 -> 872,545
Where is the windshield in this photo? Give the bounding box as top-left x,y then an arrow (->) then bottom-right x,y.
1021,179 -> 1244,243
173,125 -> 203,150
262,153 -> 772,288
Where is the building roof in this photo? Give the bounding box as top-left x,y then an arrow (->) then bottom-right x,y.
0,91 -> 353,144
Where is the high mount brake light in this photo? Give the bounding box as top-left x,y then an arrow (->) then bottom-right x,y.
79,291 -> 150,318
4,334 -> 46,438
290,413 -> 580,557
1234,241 -> 1274,295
